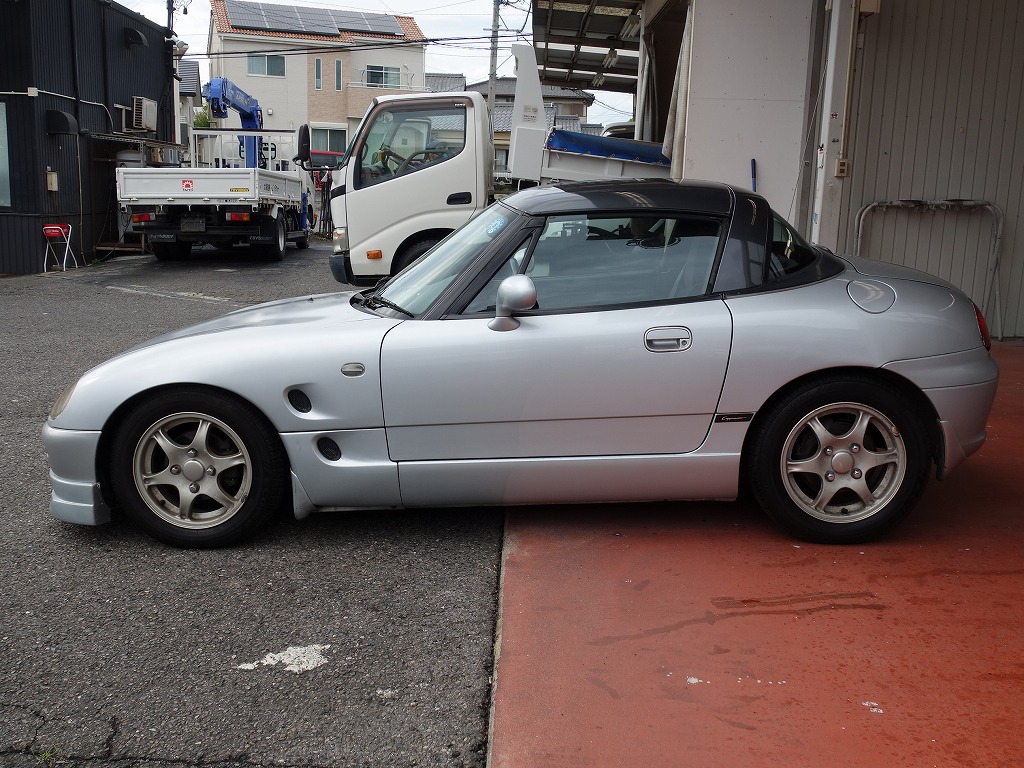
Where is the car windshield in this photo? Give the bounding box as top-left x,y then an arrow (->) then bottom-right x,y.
368,204 -> 516,317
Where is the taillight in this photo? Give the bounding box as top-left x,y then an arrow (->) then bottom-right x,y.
974,303 -> 991,351
131,212 -> 154,223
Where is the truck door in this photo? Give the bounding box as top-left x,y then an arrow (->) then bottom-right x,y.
343,97 -> 481,277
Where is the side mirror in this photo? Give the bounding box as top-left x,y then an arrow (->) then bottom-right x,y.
294,124 -> 311,165
489,275 -> 537,331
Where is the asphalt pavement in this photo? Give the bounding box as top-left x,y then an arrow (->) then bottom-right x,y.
0,242 -> 502,768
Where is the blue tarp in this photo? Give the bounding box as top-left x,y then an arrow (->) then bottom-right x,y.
545,130 -> 671,166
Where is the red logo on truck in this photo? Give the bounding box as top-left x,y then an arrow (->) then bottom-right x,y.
182,179 -> 194,191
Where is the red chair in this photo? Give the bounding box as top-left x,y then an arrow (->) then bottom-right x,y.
43,223 -> 80,271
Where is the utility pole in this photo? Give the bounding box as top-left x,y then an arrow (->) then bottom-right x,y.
487,0 -> 500,116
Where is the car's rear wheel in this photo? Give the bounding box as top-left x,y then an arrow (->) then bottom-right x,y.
748,376 -> 931,543
109,389 -> 288,547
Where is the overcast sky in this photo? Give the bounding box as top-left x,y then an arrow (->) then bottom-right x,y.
123,0 -> 634,126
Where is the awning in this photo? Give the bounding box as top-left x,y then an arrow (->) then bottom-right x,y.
531,0 -> 643,93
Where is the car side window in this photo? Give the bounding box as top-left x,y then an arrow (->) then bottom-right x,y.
766,213 -> 817,282
520,214 -> 722,311
462,214 -> 722,314
462,237 -> 534,314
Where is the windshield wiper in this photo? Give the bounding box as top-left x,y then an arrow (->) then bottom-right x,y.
366,294 -> 414,318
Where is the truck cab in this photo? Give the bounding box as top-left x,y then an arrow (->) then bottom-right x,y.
327,92 -> 493,285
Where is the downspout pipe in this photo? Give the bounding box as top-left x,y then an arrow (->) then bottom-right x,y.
67,0 -> 86,259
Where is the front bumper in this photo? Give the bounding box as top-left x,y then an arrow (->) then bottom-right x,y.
41,422 -> 110,526
330,253 -> 381,287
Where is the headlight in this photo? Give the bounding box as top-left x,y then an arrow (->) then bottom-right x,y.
49,379 -> 80,420
332,226 -> 349,254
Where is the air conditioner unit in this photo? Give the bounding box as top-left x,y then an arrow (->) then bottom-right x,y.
131,96 -> 158,131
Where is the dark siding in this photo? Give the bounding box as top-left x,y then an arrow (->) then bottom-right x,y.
0,0 -> 172,275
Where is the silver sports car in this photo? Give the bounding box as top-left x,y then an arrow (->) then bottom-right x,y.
43,180 -> 999,547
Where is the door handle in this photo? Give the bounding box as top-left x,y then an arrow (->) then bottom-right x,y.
645,326 -> 692,352
447,192 -> 473,205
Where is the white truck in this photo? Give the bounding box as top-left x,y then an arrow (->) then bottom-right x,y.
116,79 -> 312,261
297,43 -> 672,285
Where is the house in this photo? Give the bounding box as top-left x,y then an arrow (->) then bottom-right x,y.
466,77 -> 594,122
0,0 -> 178,275
177,58 -> 202,148
208,0 -> 427,156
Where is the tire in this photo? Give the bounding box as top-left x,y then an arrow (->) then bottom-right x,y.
152,240 -> 192,261
392,238 -> 440,274
747,376 -> 931,544
109,389 -> 288,548
263,214 -> 286,261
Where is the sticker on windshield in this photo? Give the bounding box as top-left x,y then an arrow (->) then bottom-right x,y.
486,217 -> 508,235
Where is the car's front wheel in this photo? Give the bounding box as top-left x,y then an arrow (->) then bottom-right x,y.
748,376 -> 931,544
109,389 -> 288,547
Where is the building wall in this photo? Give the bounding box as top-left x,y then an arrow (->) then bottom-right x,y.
682,0 -> 816,212
837,0 -> 1024,337
0,0 -> 172,275
210,32 -> 425,141
210,36 -> 310,131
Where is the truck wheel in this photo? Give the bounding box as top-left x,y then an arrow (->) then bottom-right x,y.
264,214 -> 286,261
393,238 -> 440,274
153,241 -> 192,261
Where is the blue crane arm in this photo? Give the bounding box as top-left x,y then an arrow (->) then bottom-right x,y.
200,77 -> 265,168
201,77 -> 264,130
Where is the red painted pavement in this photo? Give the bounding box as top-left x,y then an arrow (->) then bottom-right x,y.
489,341 -> 1023,768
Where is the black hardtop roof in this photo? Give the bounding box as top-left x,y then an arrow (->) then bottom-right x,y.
502,179 -> 739,217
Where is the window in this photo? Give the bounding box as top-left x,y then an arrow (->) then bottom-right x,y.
311,127 -> 347,153
314,58 -> 322,90
464,213 -> 724,314
366,64 -> 401,88
247,54 -> 285,77
0,102 -> 10,207
335,60 -> 343,91
356,102 -> 467,188
766,212 -> 816,282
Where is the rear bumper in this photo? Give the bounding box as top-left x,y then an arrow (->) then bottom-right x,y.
883,348 -> 999,477
41,423 -> 110,526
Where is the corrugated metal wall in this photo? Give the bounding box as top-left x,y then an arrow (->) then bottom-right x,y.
838,0 -> 1024,337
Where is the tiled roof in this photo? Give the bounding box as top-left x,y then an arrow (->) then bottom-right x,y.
425,72 -> 467,92
467,77 -> 594,105
178,59 -> 201,97
554,114 -> 582,132
210,0 -> 425,43
492,103 -> 556,133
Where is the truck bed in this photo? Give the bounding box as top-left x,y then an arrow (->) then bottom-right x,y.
540,130 -> 673,183
117,167 -> 304,206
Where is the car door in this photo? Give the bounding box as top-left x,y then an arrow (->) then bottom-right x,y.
379,211 -> 734,463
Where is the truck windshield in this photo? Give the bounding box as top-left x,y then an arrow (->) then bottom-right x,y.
371,205 -> 516,317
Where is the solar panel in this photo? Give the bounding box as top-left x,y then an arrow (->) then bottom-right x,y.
330,9 -> 405,36
224,1 -> 405,38
224,0 -> 268,31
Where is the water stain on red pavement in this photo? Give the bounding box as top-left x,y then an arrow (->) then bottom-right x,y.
489,341 -> 1023,768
